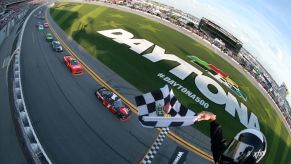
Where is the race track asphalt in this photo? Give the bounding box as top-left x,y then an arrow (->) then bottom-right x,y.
20,6 -> 211,164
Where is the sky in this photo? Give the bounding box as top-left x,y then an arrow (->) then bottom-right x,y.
155,0 -> 291,104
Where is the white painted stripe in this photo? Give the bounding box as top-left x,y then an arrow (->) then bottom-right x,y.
14,3 -> 52,163
2,56 -> 10,68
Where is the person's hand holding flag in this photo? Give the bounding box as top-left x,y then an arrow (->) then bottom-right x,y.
196,111 -> 216,122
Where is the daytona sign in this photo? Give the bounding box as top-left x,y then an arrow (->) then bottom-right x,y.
97,29 -> 260,130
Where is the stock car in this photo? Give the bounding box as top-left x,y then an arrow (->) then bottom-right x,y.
38,15 -> 45,20
46,33 -> 53,42
44,22 -> 49,28
51,40 -> 63,52
95,87 -> 132,121
36,22 -> 41,27
63,55 -> 84,74
38,25 -> 44,30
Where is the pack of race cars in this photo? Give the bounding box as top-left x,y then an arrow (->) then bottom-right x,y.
36,20 -> 132,121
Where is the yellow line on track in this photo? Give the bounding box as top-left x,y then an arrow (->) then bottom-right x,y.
45,8 -> 213,163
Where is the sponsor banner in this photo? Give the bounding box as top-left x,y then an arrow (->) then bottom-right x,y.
157,73 -> 209,109
169,146 -> 189,164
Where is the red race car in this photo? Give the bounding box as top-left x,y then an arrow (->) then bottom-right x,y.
44,22 -> 49,28
95,87 -> 132,121
63,55 -> 83,75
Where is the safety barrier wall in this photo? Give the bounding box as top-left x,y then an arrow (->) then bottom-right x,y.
11,3 -> 52,164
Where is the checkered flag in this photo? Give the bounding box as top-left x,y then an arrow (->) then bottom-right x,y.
135,85 -> 197,128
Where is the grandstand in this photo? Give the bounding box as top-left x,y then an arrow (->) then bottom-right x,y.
0,0 -> 34,47
0,0 -> 31,30
198,17 -> 243,55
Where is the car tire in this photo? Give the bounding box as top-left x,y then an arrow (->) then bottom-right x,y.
116,113 -> 122,119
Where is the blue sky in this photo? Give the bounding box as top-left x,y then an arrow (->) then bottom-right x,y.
155,0 -> 291,104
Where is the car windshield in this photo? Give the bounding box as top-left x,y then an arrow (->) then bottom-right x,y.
71,59 -> 78,65
113,99 -> 123,108
54,42 -> 60,46
47,34 -> 51,37
102,90 -> 112,96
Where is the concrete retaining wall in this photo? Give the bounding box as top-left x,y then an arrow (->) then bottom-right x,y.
10,3 -> 52,164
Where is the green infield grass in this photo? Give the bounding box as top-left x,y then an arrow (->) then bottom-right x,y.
50,2 -> 290,163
